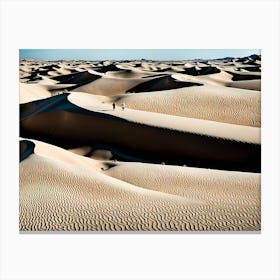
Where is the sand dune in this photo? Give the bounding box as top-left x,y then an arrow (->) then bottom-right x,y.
226,79 -> 261,91
51,70 -> 101,84
68,92 -> 260,144
125,75 -> 203,92
105,162 -> 260,208
71,74 -> 197,95
19,139 -> 260,231
19,54 -> 261,231
20,92 -> 260,172
225,69 -> 261,81
20,83 -> 51,104
72,76 -> 150,95
104,69 -> 160,79
114,84 -> 261,127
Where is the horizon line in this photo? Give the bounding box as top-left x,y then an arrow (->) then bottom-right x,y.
19,49 -> 261,62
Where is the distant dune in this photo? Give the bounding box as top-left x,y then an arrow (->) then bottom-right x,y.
19,54 -> 261,231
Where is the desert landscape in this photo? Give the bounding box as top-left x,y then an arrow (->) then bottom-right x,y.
19,52 -> 261,231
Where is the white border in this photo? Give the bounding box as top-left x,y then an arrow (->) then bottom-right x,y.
1,1 -> 280,279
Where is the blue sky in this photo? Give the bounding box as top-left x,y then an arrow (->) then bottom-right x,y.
19,49 -> 260,61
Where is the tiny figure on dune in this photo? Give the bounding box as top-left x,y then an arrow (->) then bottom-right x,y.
121,102 -> 126,111
112,103 -> 116,110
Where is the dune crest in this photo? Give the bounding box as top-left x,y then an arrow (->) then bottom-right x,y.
19,54 -> 261,231
20,139 -> 260,231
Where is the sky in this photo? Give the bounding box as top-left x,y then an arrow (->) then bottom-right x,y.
19,49 -> 260,61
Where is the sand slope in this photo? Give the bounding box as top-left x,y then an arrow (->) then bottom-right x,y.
19,55 -> 262,231
20,139 -> 260,231
20,92 -> 261,172
114,84 -> 261,127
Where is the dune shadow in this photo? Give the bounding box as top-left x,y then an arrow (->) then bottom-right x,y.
20,140 -> 35,162
226,70 -> 261,81
180,66 -> 221,76
127,75 -> 202,93
20,95 -> 261,173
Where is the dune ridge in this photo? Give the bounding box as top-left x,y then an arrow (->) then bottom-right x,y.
20,139 -> 260,231
20,93 -> 260,172
19,54 -> 261,231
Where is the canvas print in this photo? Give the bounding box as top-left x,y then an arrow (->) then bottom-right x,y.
19,49 -> 261,231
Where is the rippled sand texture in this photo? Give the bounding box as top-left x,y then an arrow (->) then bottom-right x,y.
19,54 -> 261,231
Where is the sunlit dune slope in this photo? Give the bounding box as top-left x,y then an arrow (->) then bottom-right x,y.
19,55 -> 262,231
114,84 -> 260,127
20,93 -> 261,172
20,139 -> 260,231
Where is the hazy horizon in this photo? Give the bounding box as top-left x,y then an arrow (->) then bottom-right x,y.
19,49 -> 260,61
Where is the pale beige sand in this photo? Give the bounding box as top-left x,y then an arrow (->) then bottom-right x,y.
67,146 -> 92,156
20,81 -> 74,104
112,84 -> 261,127
72,76 -> 165,95
20,83 -> 51,104
19,55 -> 261,231
20,139 -> 260,231
68,92 -> 260,144
226,80 -> 261,91
105,162 -> 260,210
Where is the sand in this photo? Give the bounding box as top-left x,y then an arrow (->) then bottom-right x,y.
20,139 -> 260,231
19,54 -> 261,231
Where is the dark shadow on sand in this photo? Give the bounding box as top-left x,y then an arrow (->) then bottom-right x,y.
20,93 -> 261,173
